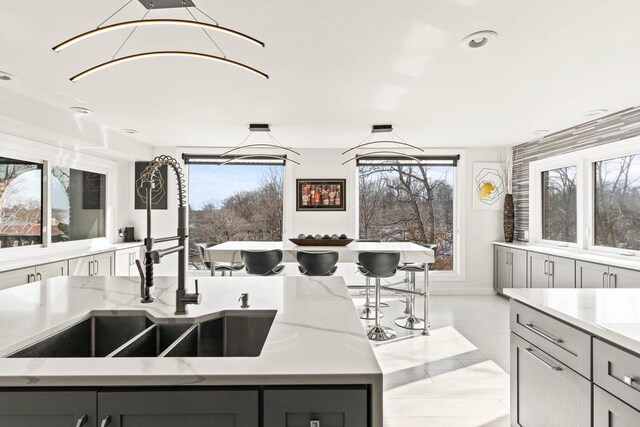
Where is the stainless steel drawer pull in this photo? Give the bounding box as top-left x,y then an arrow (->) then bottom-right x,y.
623,375 -> 636,387
76,414 -> 88,427
100,415 -> 112,427
524,322 -> 564,344
526,347 -> 562,371
310,420 -> 320,427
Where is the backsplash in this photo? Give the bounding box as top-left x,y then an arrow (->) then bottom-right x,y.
512,106 -> 640,241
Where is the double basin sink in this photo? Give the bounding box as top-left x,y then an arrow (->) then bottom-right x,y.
7,311 -> 276,359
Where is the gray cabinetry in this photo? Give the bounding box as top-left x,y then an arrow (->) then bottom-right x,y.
97,389 -> 259,427
510,332 -> 591,427
69,252 -> 114,277
609,266 -> 640,289
115,248 -> 140,276
0,390 -> 96,427
494,246 -> 527,291
264,388 -> 368,427
576,261 -> 609,288
0,266 -> 37,290
529,252 -> 549,288
36,261 -> 67,281
529,252 -> 575,288
594,385 -> 640,427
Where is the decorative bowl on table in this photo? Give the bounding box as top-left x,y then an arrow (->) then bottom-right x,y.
289,234 -> 353,246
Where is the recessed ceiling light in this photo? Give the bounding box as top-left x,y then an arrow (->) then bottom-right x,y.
69,106 -> 93,114
533,129 -> 550,136
0,71 -> 16,81
585,109 -> 608,117
461,30 -> 498,49
122,129 -> 139,134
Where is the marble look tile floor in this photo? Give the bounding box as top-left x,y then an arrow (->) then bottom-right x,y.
352,294 -> 511,427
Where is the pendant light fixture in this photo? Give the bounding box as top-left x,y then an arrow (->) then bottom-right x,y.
53,0 -> 267,82
341,125 -> 425,165
220,124 -> 301,166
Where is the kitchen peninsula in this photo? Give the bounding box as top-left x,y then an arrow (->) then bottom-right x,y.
0,275 -> 382,427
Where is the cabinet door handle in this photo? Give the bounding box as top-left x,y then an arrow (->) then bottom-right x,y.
609,273 -> 617,288
310,420 -> 320,427
76,414 -> 88,427
525,347 -> 562,371
544,260 -> 548,275
36,272 -> 42,281
549,261 -> 554,277
524,322 -> 564,344
603,272 -> 609,288
89,261 -> 93,276
100,415 -> 112,427
95,260 -> 99,276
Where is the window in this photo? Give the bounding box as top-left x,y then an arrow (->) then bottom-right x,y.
0,157 -> 43,248
186,160 -> 284,269
51,166 -> 106,242
594,155 -> 640,250
358,157 -> 458,271
542,166 -> 577,243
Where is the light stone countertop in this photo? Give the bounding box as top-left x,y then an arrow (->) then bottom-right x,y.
0,275 -> 382,388
505,288 -> 640,355
493,241 -> 640,271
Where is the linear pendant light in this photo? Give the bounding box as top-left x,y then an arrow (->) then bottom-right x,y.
221,154 -> 300,166
53,19 -> 265,52
341,125 -> 425,164
341,151 -> 423,166
218,124 -> 300,166
221,144 -> 300,157
70,51 -> 269,82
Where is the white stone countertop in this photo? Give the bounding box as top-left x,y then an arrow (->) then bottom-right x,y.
0,242 -> 143,273
0,275 -> 382,387
493,241 -> 640,271
505,288 -> 640,355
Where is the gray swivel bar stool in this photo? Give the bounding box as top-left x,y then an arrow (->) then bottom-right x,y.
395,244 -> 437,330
355,239 -> 389,319
241,249 -> 285,276
196,243 -> 244,276
358,251 -> 400,341
297,251 -> 339,276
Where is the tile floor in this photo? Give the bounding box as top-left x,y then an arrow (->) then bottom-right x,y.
353,293 -> 511,427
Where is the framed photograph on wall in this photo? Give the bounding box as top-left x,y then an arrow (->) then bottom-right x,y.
296,179 -> 346,211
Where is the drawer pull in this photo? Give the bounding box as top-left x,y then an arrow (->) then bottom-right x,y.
76,414 -> 88,427
100,415 -> 112,427
526,347 -> 562,371
310,420 -> 320,427
623,375 -> 636,387
524,322 -> 564,344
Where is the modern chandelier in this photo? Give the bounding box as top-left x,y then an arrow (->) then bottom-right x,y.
220,124 -> 301,166
53,0 -> 267,82
341,125 -> 425,165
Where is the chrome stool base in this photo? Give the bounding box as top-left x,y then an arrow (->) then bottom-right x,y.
394,315 -> 425,330
364,301 -> 389,308
359,307 -> 383,320
367,325 -> 397,341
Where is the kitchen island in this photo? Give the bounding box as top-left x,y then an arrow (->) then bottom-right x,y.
506,288 -> 640,426
0,275 -> 382,427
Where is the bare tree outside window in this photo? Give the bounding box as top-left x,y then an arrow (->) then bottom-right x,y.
188,165 -> 284,269
595,155 -> 640,250
542,166 -> 577,243
359,165 -> 454,271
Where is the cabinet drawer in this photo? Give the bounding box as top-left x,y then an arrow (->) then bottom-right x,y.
511,301 -> 591,378
264,387 -> 368,427
594,385 -> 640,427
594,338 -> 640,410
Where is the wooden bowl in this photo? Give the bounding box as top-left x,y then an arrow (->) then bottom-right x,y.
289,238 -> 354,247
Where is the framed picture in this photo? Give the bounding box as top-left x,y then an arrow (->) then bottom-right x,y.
296,179 -> 346,211
472,162 -> 505,210
134,162 -> 168,210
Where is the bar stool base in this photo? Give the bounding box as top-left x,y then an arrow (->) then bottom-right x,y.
394,315 -> 425,330
364,301 -> 389,308
359,307 -> 383,320
367,325 -> 397,341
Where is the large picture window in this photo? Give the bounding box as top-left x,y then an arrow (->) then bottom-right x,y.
358,157 -> 457,271
594,155 -> 640,250
187,159 -> 284,269
0,157 -> 43,248
542,166 -> 577,243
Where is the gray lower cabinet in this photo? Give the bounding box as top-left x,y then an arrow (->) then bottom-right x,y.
98,389 -> 258,427
510,332 -> 591,427
609,266 -> 640,289
528,252 -> 575,288
264,388 -> 368,427
0,390 -> 97,427
576,261 -> 609,288
36,260 -> 67,281
0,266 -> 37,290
594,386 -> 640,427
69,252 -> 114,277
528,252 -> 549,288
494,246 -> 527,291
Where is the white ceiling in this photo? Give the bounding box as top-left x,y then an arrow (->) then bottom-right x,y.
1,0 -> 640,152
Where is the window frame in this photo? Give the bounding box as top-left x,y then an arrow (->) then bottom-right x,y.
529,137 -> 640,255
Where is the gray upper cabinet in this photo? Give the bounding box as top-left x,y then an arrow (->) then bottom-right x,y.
0,390 -> 96,427
576,261 -> 608,288
511,332 -> 591,427
264,388 -> 368,427
494,246 -> 527,291
97,389 -> 259,427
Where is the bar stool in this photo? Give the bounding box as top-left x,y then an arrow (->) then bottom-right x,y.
297,251 -> 339,276
355,239 -> 389,311
196,242 -> 245,276
395,244 -> 437,330
241,250 -> 285,276
358,251 -> 400,341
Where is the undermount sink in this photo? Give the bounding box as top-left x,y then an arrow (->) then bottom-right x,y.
8,312 -> 276,359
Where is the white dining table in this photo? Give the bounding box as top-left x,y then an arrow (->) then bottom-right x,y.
203,240 -> 435,275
